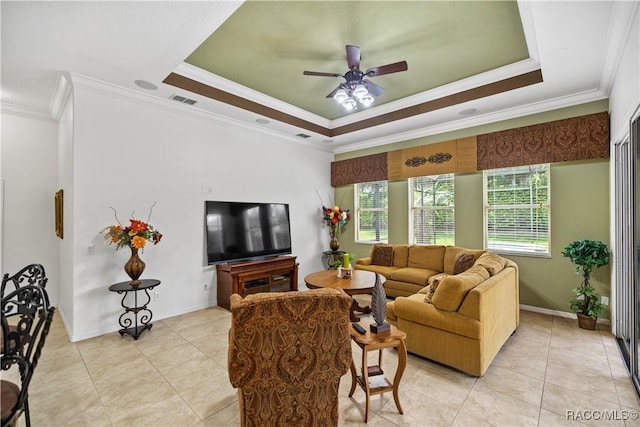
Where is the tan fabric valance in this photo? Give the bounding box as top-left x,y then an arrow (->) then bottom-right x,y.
476,111 -> 609,170
330,111 -> 609,186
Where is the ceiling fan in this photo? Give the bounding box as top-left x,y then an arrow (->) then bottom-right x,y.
303,45 -> 408,110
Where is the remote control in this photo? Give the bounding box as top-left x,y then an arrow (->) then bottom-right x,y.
352,322 -> 367,334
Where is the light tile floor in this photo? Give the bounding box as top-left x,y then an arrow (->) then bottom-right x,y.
5,297 -> 640,427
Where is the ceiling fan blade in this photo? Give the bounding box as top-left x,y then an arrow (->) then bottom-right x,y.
325,86 -> 342,98
364,79 -> 384,97
365,61 -> 408,77
303,71 -> 342,77
346,45 -> 361,70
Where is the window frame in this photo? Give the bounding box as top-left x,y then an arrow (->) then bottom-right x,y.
409,174 -> 455,246
483,163 -> 551,257
354,180 -> 389,244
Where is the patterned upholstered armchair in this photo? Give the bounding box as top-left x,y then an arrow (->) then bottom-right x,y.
228,288 -> 353,427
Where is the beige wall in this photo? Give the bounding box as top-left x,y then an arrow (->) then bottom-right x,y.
333,100 -> 611,316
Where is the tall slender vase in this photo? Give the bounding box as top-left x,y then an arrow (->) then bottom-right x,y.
329,227 -> 340,251
124,246 -> 145,286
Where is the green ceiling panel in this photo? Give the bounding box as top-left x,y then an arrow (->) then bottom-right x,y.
185,1 -> 528,120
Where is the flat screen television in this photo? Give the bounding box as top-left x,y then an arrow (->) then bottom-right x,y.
205,200 -> 292,265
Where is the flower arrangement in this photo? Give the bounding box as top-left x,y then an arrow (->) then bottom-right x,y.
322,205 -> 351,236
102,204 -> 162,250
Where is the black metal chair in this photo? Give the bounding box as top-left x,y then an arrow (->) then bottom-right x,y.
0,264 -> 47,299
1,285 -> 54,427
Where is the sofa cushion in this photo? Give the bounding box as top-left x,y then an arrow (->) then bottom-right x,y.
390,267 -> 440,286
443,246 -> 486,275
392,245 -> 410,268
388,294 -> 481,339
474,251 -> 507,276
355,264 -> 400,279
408,245 -> 446,272
371,245 -> 394,266
383,279 -> 424,298
431,265 -> 490,312
454,252 -> 475,274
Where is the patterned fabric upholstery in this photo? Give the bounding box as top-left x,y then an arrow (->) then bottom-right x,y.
228,288 -> 353,427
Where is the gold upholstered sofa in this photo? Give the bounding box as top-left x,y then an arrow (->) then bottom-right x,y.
356,244 -> 519,376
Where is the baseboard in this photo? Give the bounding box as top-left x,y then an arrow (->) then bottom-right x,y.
520,304 -> 611,325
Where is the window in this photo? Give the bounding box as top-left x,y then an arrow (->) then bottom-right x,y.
410,174 -> 455,245
355,181 -> 388,243
484,164 -> 550,255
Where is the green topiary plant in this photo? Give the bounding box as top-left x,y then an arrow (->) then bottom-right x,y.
561,240 -> 609,325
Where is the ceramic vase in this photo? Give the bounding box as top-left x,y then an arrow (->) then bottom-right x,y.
124,246 -> 145,286
329,235 -> 340,251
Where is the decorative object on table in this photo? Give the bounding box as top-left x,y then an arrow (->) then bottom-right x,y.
342,253 -> 351,268
319,194 -> 351,251
370,273 -> 390,333
341,266 -> 353,279
102,203 -> 163,286
562,239 -> 610,330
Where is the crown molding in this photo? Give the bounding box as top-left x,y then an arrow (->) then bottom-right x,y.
598,1 -> 639,97
334,88 -> 608,154
517,1 -> 539,64
49,72 -> 73,122
0,102 -> 55,122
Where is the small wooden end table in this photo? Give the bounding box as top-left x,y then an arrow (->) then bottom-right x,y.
108,279 -> 160,340
304,269 -> 384,321
348,323 -> 407,423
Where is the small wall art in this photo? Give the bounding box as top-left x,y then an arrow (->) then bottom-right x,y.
55,189 -> 63,239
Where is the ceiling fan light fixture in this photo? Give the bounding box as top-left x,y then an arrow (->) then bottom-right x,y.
360,94 -> 374,106
353,84 -> 368,99
342,97 -> 357,110
333,89 -> 348,103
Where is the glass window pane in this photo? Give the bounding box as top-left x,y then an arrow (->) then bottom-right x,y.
484,164 -> 550,255
355,181 -> 388,243
410,174 -> 455,245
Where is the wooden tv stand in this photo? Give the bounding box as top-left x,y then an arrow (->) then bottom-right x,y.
216,255 -> 298,310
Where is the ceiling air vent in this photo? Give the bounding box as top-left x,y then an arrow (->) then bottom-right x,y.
296,133 -> 311,139
170,94 -> 197,105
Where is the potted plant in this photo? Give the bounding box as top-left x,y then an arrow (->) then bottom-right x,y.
561,239 -> 610,330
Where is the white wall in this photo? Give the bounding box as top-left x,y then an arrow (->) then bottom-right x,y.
57,91 -> 75,333
64,75 -> 334,341
609,3 -> 640,141
607,3 -> 639,335
0,112 -> 59,304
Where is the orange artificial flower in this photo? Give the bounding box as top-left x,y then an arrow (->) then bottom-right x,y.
102,204 -> 162,251
129,219 -> 148,233
130,235 -> 147,249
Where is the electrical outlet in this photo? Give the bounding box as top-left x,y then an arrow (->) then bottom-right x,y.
154,292 -> 160,301
601,295 -> 609,306
204,283 -> 209,291
87,245 -> 95,255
